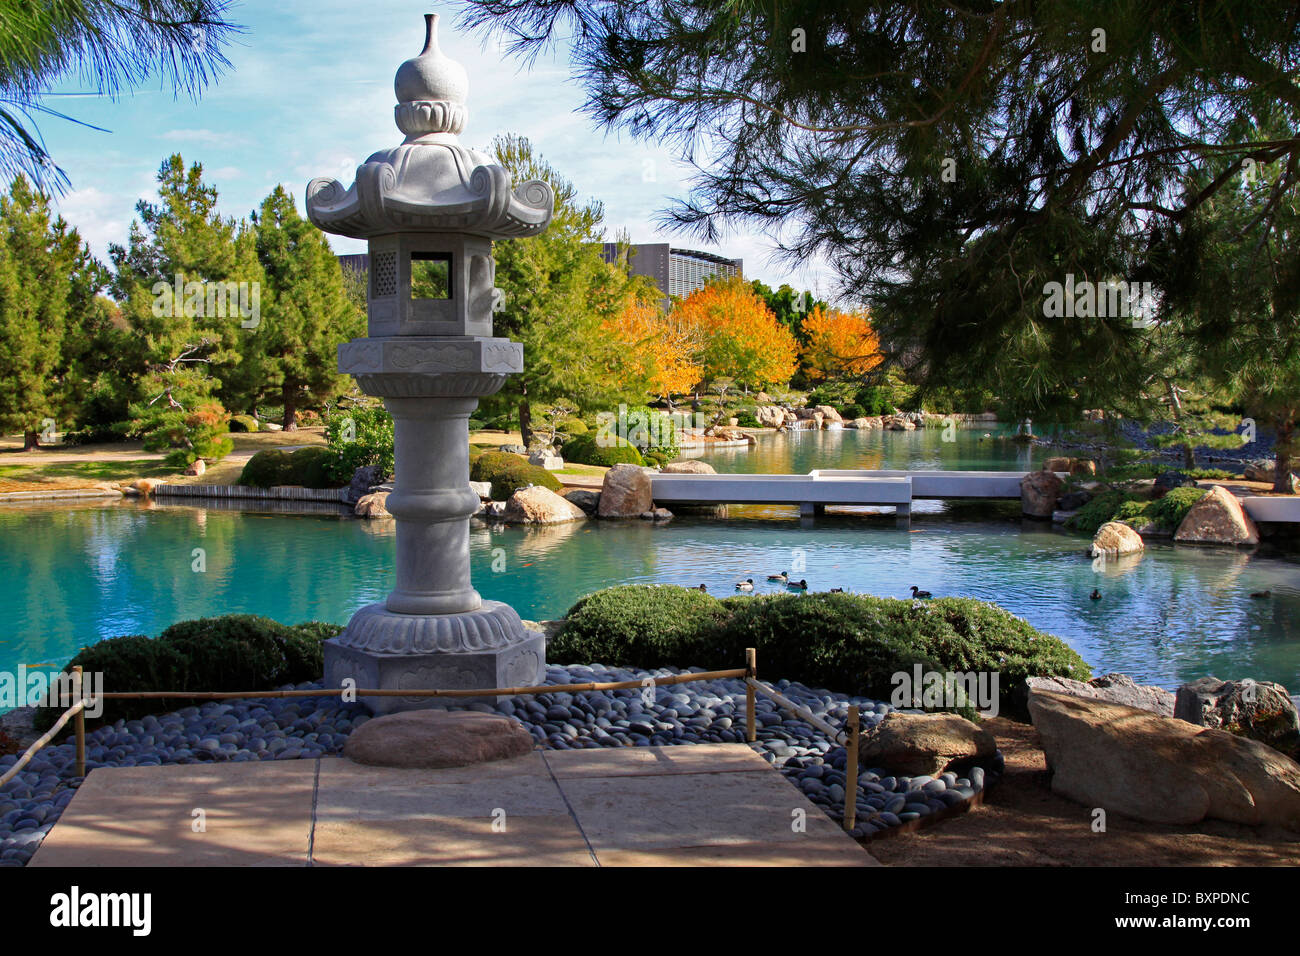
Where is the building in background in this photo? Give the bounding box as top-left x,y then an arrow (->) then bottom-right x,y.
600,242 -> 743,309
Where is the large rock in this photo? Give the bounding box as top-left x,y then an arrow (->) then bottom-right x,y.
561,489 -> 600,515
343,710 -> 534,769
1175,676 -> 1300,757
1026,673 -> 1174,716
882,415 -> 916,431
184,458 -> 206,477
1244,459 -> 1275,483
468,480 -> 493,500
528,450 -> 564,470
597,463 -> 655,518
1091,521 -> 1145,557
1043,456 -> 1096,475
660,459 -> 716,474
1020,469 -> 1064,518
355,491 -> 391,518
1028,690 -> 1300,827
1173,484 -> 1259,545
502,485 -> 587,524
814,404 -> 843,423
344,464 -> 385,506
755,405 -> 786,428
856,712 -> 996,776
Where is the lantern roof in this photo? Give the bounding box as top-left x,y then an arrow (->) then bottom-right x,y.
306,13 -> 553,241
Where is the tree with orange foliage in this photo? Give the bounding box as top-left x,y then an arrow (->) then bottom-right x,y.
671,277 -> 798,389
608,299 -> 704,403
800,305 -> 882,382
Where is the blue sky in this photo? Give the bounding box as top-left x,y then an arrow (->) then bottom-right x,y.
34,0 -> 834,296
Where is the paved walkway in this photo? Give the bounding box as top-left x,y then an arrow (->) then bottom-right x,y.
29,744 -> 879,867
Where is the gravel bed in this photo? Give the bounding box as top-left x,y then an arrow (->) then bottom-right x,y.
0,663 -> 1003,865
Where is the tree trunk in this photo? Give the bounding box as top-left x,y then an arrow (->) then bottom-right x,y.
1181,440 -> 1196,470
282,386 -> 298,432
22,429 -> 39,451
1275,416 -> 1296,494
518,399 -> 533,449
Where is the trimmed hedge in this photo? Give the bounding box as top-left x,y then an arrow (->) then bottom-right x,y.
238,447 -> 340,489
469,451 -> 562,499
33,615 -> 346,731
239,449 -> 292,487
550,587 -> 1090,719
228,414 -> 259,433
562,432 -> 645,467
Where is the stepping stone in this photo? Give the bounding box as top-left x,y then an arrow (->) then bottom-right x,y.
343,710 -> 533,769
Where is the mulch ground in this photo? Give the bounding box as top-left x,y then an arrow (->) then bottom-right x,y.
869,717 -> 1300,866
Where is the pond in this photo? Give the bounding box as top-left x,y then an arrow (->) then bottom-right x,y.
2,487 -> 1297,706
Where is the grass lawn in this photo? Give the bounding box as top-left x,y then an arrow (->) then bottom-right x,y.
0,459 -> 176,489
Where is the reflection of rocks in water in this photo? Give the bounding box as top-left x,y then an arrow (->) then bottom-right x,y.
494,518 -> 585,557
1089,551 -> 1146,579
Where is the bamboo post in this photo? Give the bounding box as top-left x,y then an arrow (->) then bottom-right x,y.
745,648 -> 757,743
843,704 -> 859,831
73,665 -> 85,778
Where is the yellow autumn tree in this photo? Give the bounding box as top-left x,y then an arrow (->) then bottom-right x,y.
671,277 -> 799,388
800,305 -> 882,381
608,299 -> 704,400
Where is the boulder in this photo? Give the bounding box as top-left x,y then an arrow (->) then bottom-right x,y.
660,459 -> 716,474
1058,489 -> 1093,511
1152,470 -> 1198,498
344,464 -> 385,506
597,463 -> 654,518
502,485 -> 587,524
561,489 -> 600,515
882,415 -> 915,431
755,405 -> 786,428
1175,676 -> 1300,757
262,422 -> 283,432
1244,459 -> 1275,483
184,459 -> 206,477
355,491 -> 390,518
468,480 -> 493,500
133,478 -> 162,496
814,405 -> 843,423
344,710 -> 534,769
484,500 -> 507,520
856,712 -> 997,776
1090,521 -> 1145,557
497,444 -> 527,454
1043,456 -> 1096,476
795,407 -> 819,420
1026,673 -> 1174,717
1173,484 -> 1259,545
528,451 -> 564,471
1028,690 -> 1300,827
1020,469 -> 1064,518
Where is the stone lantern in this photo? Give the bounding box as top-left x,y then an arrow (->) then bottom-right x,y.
306,12 -> 553,712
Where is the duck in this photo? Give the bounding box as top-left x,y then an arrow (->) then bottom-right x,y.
697,584 -> 708,593
735,579 -> 754,591
909,585 -> 932,599
829,587 -> 845,593
1250,589 -> 1272,599
767,571 -> 789,582
1090,589 -> 1102,600
787,579 -> 808,591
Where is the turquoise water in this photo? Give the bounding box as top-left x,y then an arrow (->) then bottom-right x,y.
2,489 -> 1298,698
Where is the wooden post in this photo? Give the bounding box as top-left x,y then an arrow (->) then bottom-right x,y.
73,665 -> 85,778
745,648 -> 757,744
843,704 -> 859,831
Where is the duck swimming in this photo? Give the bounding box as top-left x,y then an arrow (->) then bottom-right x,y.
735,579 -> 754,591
697,584 -> 708,592
910,586 -> 932,599
1090,589 -> 1102,600
767,571 -> 789,582
787,579 -> 808,591
1250,590 -> 1272,598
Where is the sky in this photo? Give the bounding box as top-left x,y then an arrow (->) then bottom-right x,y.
33,0 -> 836,297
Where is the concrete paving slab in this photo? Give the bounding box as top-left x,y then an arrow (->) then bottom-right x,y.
312,815 -> 594,866
597,837 -> 880,866
542,743 -> 769,778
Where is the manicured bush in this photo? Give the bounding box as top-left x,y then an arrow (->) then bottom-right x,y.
839,403 -> 865,420
1063,490 -> 1135,535
324,407 -> 394,485
33,615 -> 345,731
238,449 -> 293,487
551,587 -> 1090,719
733,411 -> 762,428
228,414 -> 259,433
552,585 -> 731,669
470,451 -> 561,499
286,447 -> 338,489
558,417 -> 588,437
562,432 -> 645,467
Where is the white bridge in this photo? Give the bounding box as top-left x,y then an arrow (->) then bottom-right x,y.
650,469 -> 1044,520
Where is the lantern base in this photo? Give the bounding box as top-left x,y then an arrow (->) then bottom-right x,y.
323,601 -> 546,714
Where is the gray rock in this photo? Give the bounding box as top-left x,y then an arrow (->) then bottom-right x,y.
1175,676 -> 1300,756
1026,673 -> 1174,717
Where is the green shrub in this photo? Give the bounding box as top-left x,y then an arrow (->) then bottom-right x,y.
552,586 -> 731,669
839,403 -> 865,420
558,417 -> 588,437
642,449 -> 672,468
1063,490 -> 1135,535
562,432 -> 646,467
595,405 -> 678,460
286,447 -> 338,488
1118,486 -> 1207,531
238,449 -> 293,487
228,414 -> 259,433
733,411 -> 762,428
33,614 -> 344,732
324,407 -> 394,485
551,587 -> 1089,719
470,451 -> 561,499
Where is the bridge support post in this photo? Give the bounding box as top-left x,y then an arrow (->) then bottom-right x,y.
895,503 -> 912,529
